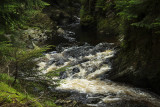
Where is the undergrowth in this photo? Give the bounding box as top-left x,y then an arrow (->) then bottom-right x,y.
0,73 -> 59,107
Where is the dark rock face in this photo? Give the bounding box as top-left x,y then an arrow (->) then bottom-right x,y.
43,0 -> 80,26
108,27 -> 160,95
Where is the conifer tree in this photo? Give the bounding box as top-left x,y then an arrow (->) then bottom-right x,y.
0,0 -> 49,35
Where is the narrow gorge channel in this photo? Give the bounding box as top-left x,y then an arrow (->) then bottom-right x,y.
38,17 -> 160,107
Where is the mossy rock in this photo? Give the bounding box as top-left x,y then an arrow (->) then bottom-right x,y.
80,15 -> 96,28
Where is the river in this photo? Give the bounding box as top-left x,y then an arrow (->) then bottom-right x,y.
38,17 -> 160,107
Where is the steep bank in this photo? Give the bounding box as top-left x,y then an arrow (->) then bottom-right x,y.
109,25 -> 160,94
108,0 -> 160,94
80,0 -> 160,94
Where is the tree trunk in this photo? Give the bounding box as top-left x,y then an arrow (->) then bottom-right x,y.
12,50 -> 18,86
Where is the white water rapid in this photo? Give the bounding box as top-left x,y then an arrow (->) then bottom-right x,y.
38,43 -> 160,107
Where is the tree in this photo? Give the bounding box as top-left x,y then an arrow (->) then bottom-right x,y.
116,0 -> 160,33
0,0 -> 49,36
0,41 -> 50,85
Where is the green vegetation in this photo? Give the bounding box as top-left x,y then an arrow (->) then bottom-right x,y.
0,41 -> 50,84
0,0 -> 61,106
80,0 -> 118,34
1,0 -> 160,106
0,73 -> 59,107
0,41 -> 59,106
113,0 -> 160,94
116,0 -> 160,30
80,0 -> 160,94
45,66 -> 68,78
0,82 -> 43,107
79,0 -> 160,35
0,0 -> 49,34
79,0 -> 96,28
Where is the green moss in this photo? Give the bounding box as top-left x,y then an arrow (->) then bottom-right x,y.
0,28 -> 5,35
0,73 -> 58,106
43,100 -> 59,107
0,73 -> 15,83
28,12 -> 54,30
80,15 -> 95,27
0,82 -> 42,106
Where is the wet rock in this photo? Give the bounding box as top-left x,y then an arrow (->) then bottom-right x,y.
67,93 -> 87,104
72,75 -> 82,79
92,43 -> 112,53
60,71 -> 68,79
56,44 -> 70,52
86,66 -> 97,75
57,29 -> 76,43
86,97 -> 101,104
70,58 -> 89,66
61,18 -> 70,25
72,67 -> 80,74
79,58 -> 90,63
27,42 -> 34,49
98,100 -> 150,107
48,60 -> 56,65
57,28 -> 65,34
103,58 -> 111,65
62,46 -> 93,58
93,43 -> 107,52
55,99 -> 72,105
50,35 -> 72,47
99,74 -> 108,80
55,59 -> 66,66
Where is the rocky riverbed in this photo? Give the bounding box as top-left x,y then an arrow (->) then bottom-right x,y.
37,42 -> 160,107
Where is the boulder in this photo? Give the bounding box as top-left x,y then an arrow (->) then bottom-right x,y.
57,28 -> 65,34
72,67 -> 80,74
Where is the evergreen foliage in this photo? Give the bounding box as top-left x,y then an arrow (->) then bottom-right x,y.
80,0 -> 160,34
0,0 -> 49,34
95,0 -> 105,14
80,0 -> 117,32
116,0 -> 160,33
0,41 -> 51,85
0,0 -> 51,81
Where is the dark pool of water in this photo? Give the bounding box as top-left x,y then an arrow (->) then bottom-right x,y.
47,17 -> 118,49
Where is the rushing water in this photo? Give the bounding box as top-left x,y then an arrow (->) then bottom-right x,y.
38,17 -> 160,107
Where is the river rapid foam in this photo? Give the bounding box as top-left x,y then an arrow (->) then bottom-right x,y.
38,43 -> 160,107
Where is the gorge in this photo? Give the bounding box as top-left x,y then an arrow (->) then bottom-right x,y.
0,0 -> 160,107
